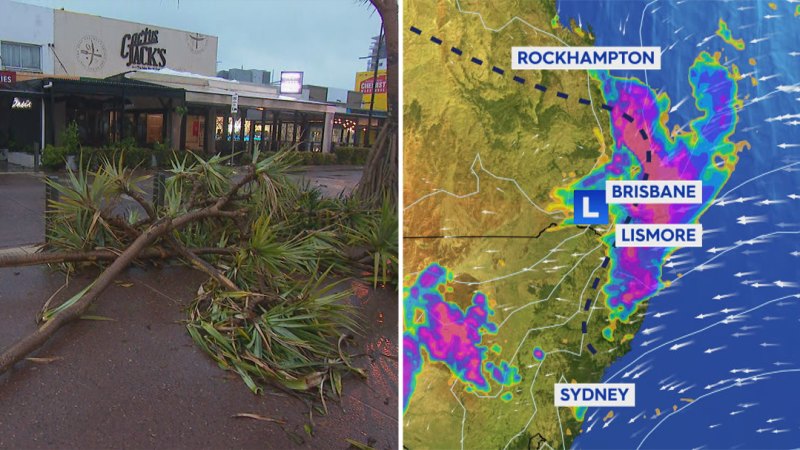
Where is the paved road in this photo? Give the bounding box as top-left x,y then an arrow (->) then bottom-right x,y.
0,167 -> 398,449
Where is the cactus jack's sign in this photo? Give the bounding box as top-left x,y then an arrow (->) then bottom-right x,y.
121,27 -> 168,69
54,9 -> 218,78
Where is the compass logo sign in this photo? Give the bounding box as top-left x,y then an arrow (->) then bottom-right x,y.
76,35 -> 107,71
186,32 -> 208,54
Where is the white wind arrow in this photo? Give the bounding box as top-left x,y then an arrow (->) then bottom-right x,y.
704,346 -> 726,354
670,340 -> 693,351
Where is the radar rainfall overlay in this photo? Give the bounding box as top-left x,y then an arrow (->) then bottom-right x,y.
402,1 -> 800,449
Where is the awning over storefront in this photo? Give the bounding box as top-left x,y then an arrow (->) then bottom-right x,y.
0,80 -> 45,98
125,69 -> 335,115
125,69 -> 338,152
46,76 -> 184,99
37,76 -> 186,148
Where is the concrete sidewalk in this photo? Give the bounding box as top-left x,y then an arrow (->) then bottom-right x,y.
0,173 -> 46,249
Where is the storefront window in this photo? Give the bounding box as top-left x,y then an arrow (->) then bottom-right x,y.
245,120 -> 252,140
145,114 -> 163,144
215,116 -> 224,140
185,115 -> 205,151
0,95 -> 40,151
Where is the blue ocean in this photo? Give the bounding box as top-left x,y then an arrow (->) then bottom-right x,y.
556,1 -> 800,448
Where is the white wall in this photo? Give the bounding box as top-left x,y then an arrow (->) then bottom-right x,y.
0,0 -> 55,74
53,9 -> 218,78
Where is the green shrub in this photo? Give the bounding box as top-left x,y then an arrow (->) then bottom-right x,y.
62,121 -> 81,156
152,141 -> 180,167
48,144 -> 363,170
353,147 -> 370,165
296,152 -> 311,165
282,152 -> 339,166
123,146 -> 151,168
334,146 -> 352,164
45,141 -> 186,171
300,152 -> 336,165
345,198 -> 398,288
335,146 -> 370,165
41,145 -> 66,171
78,145 -> 164,171
78,147 -> 102,171
120,137 -> 138,150
42,145 -> 93,172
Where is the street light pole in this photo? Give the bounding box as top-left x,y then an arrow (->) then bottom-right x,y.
364,25 -> 383,148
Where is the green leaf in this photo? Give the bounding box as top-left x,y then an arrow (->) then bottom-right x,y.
42,281 -> 94,322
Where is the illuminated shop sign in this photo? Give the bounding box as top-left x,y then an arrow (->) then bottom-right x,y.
12,97 -> 33,109
280,71 -> 303,95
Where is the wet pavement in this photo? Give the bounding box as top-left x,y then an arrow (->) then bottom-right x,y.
0,266 -> 398,449
288,166 -> 364,198
0,174 -> 45,248
0,168 -> 398,449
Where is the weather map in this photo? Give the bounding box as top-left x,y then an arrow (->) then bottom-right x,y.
402,1 -> 800,449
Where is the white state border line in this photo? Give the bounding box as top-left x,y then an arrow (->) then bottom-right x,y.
404,154 -> 562,217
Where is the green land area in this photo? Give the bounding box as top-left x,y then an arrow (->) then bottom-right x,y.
403,1 -> 647,448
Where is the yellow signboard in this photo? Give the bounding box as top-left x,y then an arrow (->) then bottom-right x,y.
355,70 -> 387,111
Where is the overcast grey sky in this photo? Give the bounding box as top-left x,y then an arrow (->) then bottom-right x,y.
21,0 -> 382,89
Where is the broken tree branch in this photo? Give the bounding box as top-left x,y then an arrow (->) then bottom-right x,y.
0,247 -> 236,268
0,166 -> 259,375
166,237 -> 240,292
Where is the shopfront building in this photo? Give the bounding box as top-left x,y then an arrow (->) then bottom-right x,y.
1,1 -> 377,163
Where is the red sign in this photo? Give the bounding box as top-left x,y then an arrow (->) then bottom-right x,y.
0,71 -> 16,84
359,74 -> 387,95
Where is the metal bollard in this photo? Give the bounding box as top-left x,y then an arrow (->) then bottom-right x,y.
45,175 -> 59,242
152,171 -> 166,210
33,142 -> 40,173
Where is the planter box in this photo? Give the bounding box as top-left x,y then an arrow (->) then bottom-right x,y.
8,152 -> 35,168
66,155 -> 78,171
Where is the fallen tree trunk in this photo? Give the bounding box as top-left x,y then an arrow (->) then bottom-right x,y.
0,247 -> 235,268
0,168 -> 257,375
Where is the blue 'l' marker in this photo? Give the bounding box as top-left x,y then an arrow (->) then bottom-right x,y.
573,190 -> 608,225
